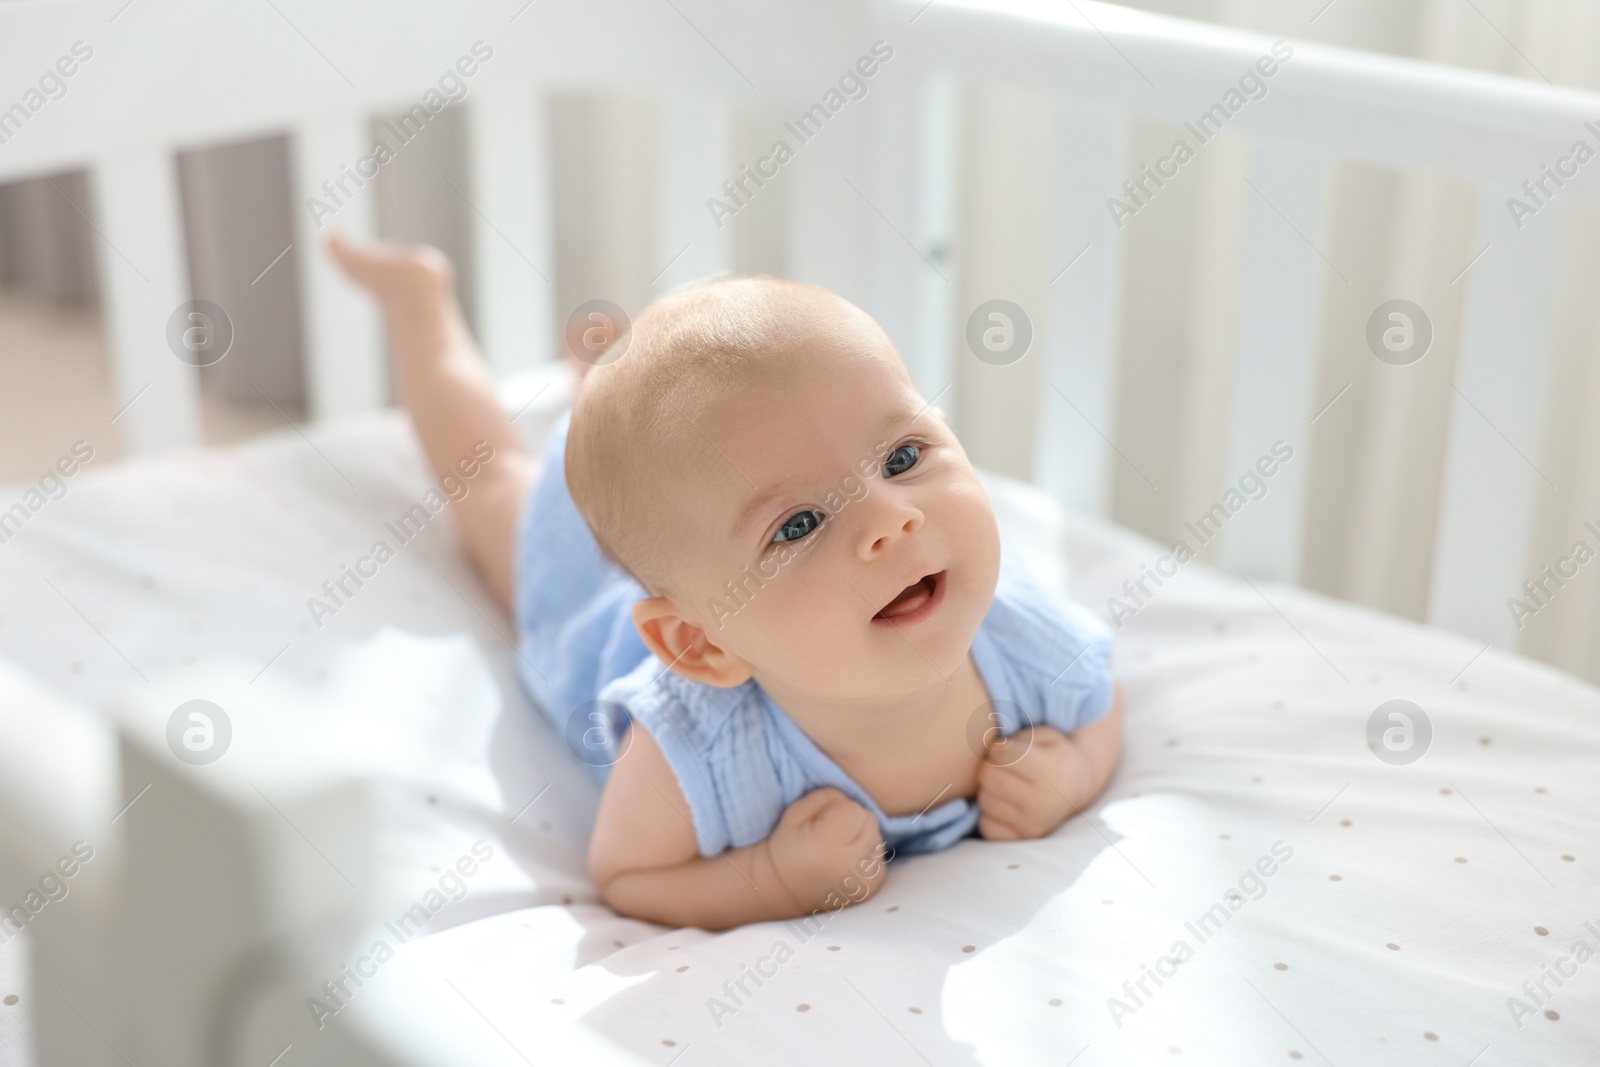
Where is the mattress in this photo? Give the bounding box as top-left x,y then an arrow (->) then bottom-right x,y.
0,392 -> 1596,1067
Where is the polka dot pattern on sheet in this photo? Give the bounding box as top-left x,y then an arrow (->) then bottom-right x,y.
4,414 -> 1596,1064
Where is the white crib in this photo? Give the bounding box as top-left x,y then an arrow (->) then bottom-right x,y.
4,0 -> 1597,665
3,1 -> 1599,1063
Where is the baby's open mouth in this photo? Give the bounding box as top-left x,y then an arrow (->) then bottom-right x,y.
873,571 -> 946,624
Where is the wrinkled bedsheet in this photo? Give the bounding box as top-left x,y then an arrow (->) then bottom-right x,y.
1,402 -> 1595,1066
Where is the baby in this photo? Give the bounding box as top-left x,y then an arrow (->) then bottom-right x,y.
330,235 -> 1124,931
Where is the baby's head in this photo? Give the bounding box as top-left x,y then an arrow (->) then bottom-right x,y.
566,277 -> 1000,702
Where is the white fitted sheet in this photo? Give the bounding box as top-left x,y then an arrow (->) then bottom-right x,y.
1,403 -> 1596,1067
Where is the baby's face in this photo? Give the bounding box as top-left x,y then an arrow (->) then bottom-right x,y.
664,348 -> 1001,702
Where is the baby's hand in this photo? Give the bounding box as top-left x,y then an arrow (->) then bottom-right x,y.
975,725 -> 1094,841
764,787 -> 888,913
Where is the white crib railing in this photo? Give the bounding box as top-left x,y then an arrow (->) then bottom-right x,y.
1,1 -> 1595,655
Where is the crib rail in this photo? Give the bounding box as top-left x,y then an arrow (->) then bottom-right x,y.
2,0 -> 1595,654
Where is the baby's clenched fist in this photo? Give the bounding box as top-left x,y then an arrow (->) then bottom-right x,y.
975,724 -> 1092,841
764,787 -> 888,914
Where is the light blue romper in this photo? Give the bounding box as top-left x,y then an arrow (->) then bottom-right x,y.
513,413 -> 1116,858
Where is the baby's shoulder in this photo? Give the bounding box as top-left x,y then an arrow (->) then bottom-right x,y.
601,661 -> 769,754
980,552 -> 1114,675
974,553 -> 1116,731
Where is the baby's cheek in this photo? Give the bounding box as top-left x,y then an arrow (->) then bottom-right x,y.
964,498 -> 1003,583
794,587 -> 860,653
741,578 -> 851,659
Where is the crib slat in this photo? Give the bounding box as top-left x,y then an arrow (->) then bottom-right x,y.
950,81 -> 1058,482
1035,108 -> 1125,517
843,70 -> 952,399
857,74 -> 919,383
290,116 -> 386,419
467,87 -> 556,376
909,74 -> 961,402
1168,137 -> 1252,558
1217,142 -> 1328,581
785,111 -> 872,310
91,147 -> 201,453
1427,192 -> 1562,647
656,95 -> 736,291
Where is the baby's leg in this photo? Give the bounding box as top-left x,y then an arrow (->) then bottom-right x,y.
327,234 -> 535,616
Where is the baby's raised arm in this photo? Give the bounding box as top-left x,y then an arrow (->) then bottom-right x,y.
589,726 -> 888,930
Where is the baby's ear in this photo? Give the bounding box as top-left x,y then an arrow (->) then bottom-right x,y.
631,597 -> 753,688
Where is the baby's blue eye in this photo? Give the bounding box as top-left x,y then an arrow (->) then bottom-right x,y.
884,443 -> 920,477
773,510 -> 824,544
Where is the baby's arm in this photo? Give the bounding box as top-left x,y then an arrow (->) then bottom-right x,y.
589,725 -> 889,930
327,235 -> 535,616
975,683 -> 1125,841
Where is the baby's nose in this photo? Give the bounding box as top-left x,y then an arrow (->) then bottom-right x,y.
860,508 -> 923,560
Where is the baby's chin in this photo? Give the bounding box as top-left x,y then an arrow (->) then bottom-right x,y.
749,605 -> 982,702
